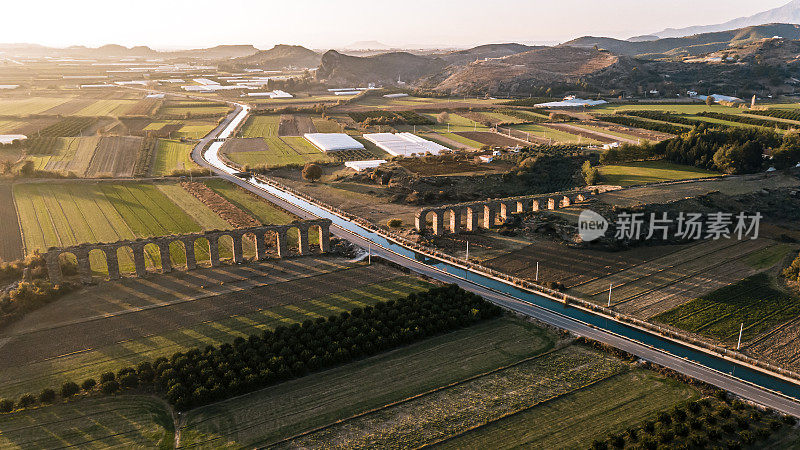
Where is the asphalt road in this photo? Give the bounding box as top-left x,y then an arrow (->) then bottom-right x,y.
191,103 -> 800,416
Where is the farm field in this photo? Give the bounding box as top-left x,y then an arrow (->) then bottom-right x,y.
12,181 -> 226,271
589,103 -> 741,115
312,116 -> 343,133
226,136 -> 332,167
144,120 -> 217,138
23,136 -> 100,174
160,105 -> 230,117
435,131 -> 484,148
180,317 -> 556,447
654,272 -> 800,344
455,131 -> 523,147
438,370 -> 698,449
84,136 -> 142,177
0,395 -> 173,449
150,139 -> 199,175
239,115 -> 281,137
0,97 -> 72,115
0,261 -> 428,398
284,345 -> 629,449
204,178 -> 296,225
578,123 -> 646,141
0,184 -> 23,261
74,98 -> 137,117
509,123 -> 593,144
422,112 -> 486,132
598,160 -> 721,186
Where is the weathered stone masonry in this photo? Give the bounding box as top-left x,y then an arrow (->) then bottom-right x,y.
46,219 -> 332,285
415,192 -> 591,235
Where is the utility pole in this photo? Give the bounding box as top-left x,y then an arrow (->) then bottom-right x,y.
465,240 -> 469,261
737,323 -> 743,350
368,243 -> 371,265
535,262 -> 539,281
607,283 -> 613,307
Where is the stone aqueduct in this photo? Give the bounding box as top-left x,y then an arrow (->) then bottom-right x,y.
415,192 -> 592,235
46,219 -> 332,285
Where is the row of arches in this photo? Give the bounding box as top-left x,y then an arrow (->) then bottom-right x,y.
415,193 -> 590,235
46,220 -> 332,285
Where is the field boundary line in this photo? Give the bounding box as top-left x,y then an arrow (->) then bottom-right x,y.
419,368 -> 633,449
251,341 -> 568,449
11,184 -> 28,257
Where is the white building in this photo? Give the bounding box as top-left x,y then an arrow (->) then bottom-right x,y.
534,97 -> 607,108
0,134 -> 26,145
304,133 -> 365,152
345,160 -> 387,171
363,133 -> 447,157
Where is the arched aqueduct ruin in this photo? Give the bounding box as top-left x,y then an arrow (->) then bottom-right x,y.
415,192 -> 592,235
46,219 -> 332,285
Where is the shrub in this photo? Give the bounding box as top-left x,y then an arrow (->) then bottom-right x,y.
100,380 -> 119,395
38,389 -> 56,404
656,429 -> 674,444
60,382 -> 80,398
17,394 -> 36,408
387,218 -> 402,228
82,378 -> 97,391
301,163 -> 323,182
100,372 -> 115,383
609,433 -> 625,448
119,373 -> 139,389
672,407 -> 687,422
783,414 -> 797,425
0,399 -> 13,413
657,411 -> 672,425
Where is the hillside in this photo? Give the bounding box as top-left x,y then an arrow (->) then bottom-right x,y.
316,50 -> 447,85
565,23 -> 800,59
430,46 -> 621,95
701,37 -> 800,66
653,0 -> 800,38
227,44 -> 320,69
434,43 -> 540,66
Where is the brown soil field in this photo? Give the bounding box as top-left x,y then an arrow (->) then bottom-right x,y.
398,157 -> 512,176
592,120 -> 674,142
0,260 -> 398,370
118,118 -> 151,136
124,98 -> 162,117
278,114 -> 300,136
570,239 -> 771,318
223,138 -> 269,153
746,314 -> 800,371
84,136 -> 142,177
4,117 -> 61,135
0,184 -> 24,261
543,123 -> 617,144
0,147 -> 23,164
295,115 -> 317,134
456,131 -> 524,147
420,132 -> 473,150
39,98 -> 94,116
598,173 -> 800,207
181,181 -> 261,227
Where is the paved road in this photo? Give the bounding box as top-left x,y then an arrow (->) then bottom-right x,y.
191,103 -> 800,416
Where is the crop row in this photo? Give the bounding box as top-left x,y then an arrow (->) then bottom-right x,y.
744,108 -> 800,122
616,110 -> 732,130
697,112 -> 797,130
596,115 -> 687,135
348,110 -> 433,125
37,117 -> 96,137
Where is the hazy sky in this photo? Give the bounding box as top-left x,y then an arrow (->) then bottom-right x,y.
0,0 -> 790,49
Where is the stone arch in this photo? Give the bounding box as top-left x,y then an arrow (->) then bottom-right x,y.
415,209 -> 433,232
547,198 -> 557,210
168,239 -> 188,269
286,225 -> 311,255
116,245 -> 137,276
241,231 -> 259,260
483,203 -> 498,229
193,237 -> 212,267
531,200 -> 540,212
446,208 -> 462,233
561,196 -> 571,207
88,248 -> 108,279
465,205 -> 480,231
274,226 -> 290,258
50,250 -> 79,284
214,233 -> 236,265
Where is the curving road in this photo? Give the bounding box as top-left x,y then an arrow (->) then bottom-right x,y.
191,103 -> 800,416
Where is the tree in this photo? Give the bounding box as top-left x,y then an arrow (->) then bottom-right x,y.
38,388 -> 56,404
581,160 -> 599,185
19,160 -> 34,177
706,96 -> 715,106
301,163 -> 322,182
436,111 -> 450,124
60,382 -> 80,398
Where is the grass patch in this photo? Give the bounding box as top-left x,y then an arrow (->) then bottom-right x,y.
745,244 -> 795,270
180,317 -> 555,447
598,160 -> 721,186
438,370 -> 698,449
240,115 -> 281,138
203,178 -> 296,225
151,139 -> 198,176
654,272 -> 800,343
510,123 -> 597,144
0,395 -> 173,449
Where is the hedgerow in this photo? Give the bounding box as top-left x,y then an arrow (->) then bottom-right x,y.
0,284 -> 502,413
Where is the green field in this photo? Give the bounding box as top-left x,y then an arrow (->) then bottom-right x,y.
240,115 -> 281,137
180,317 -> 556,447
13,182 -> 229,271
437,132 -> 484,148
0,97 -> 72,115
0,395 -> 173,449
510,123 -> 598,144
22,136 -> 100,173
590,104 -> 740,115
75,99 -> 137,117
598,160 -> 721,185
151,139 -> 199,176
0,274 -> 431,399
745,244 -> 795,269
160,106 -> 230,117
312,117 -> 343,133
438,370 -> 698,449
204,178 -> 296,224
227,136 -> 332,167
655,273 -> 800,343
423,113 -> 486,132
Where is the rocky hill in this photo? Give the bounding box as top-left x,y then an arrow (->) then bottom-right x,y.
566,23 -> 800,59
653,0 -> 800,38
430,46 -> 622,94
226,44 -> 320,69
315,50 -> 447,85
433,43 -> 540,66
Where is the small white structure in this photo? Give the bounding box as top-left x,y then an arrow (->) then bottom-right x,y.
246,90 -> 293,99
602,142 -> 621,150
695,94 -> 743,103
383,93 -> 409,98
0,85 -> 19,90
193,78 -> 219,86
363,133 -> 447,157
304,133 -> 365,153
80,84 -> 114,88
0,134 -> 26,145
145,93 -> 165,99
478,155 -> 493,163
345,160 -> 387,171
334,91 -> 361,96
534,97 -> 607,108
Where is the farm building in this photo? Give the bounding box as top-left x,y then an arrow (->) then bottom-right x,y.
363,133 -> 447,157
193,78 -> 219,86
383,93 -> 409,98
304,133 -> 365,153
246,90 -> 293,98
334,91 -> 361,96
0,85 -> 19,90
345,160 -> 387,171
0,134 -> 26,145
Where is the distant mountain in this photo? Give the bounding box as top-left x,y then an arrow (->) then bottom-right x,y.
227,44 -> 320,69
434,43 -> 540,66
171,45 -> 259,60
342,41 -> 393,50
0,43 -> 258,60
565,23 -> 800,59
430,46 -> 623,95
316,50 -> 447,85
653,0 -> 800,38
